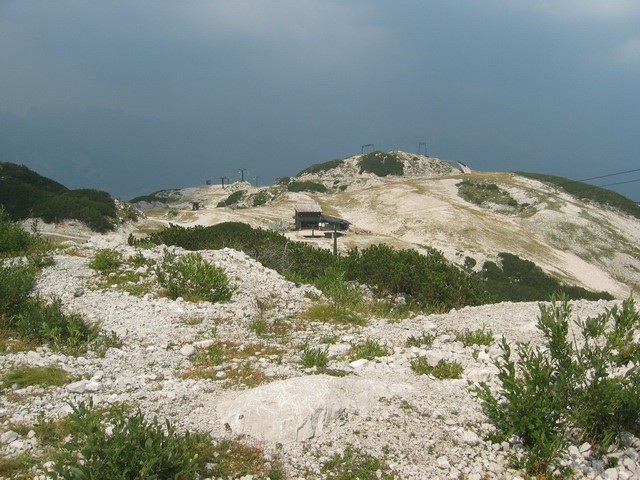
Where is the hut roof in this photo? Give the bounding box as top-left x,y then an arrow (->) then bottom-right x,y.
295,203 -> 322,213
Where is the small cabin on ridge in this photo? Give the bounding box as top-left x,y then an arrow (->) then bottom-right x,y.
294,204 -> 350,232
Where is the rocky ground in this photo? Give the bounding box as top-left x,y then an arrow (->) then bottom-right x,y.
1,226 -> 639,480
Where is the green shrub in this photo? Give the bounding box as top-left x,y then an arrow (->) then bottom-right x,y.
351,339 -> 389,360
359,151 -> 404,177
457,180 -> 519,207
406,332 -> 437,348
133,222 -> 339,285
410,358 -> 464,379
476,296 -> 640,477
217,190 -> 246,207
1,365 -> 70,391
8,298 -> 100,354
297,158 -> 345,176
456,327 -> 494,347
251,190 -> 271,207
48,401 -> 213,480
193,344 -> 225,366
343,244 -> 487,311
286,180 -> 328,193
89,248 -> 122,273
39,401 -> 282,480
300,344 -> 329,368
33,189 -> 117,233
0,162 -> 118,232
155,249 -> 233,303
477,252 -> 614,302
0,261 -> 37,318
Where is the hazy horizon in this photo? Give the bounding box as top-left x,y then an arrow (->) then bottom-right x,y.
1,1 -> 638,200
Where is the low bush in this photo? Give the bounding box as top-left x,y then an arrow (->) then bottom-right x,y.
7,297 -> 100,354
251,190 -> 271,207
478,252 -> 614,302
217,190 -> 246,208
48,401 -> 214,480
410,358 -> 464,379
457,180 -> 519,207
359,151 -> 404,177
286,180 -> 328,193
0,162 -> 117,232
297,158 -> 345,176
33,189 -> 117,233
476,296 -> 640,477
132,222 -> 339,285
456,327 -> 494,347
132,223 -> 490,313
0,207 -> 49,258
155,249 -> 233,303
343,244 -> 488,311
0,261 -> 38,318
89,248 -> 122,273
1,365 -> 70,391
406,332 -> 437,348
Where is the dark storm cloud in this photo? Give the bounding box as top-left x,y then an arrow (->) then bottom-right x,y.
0,1 -> 638,199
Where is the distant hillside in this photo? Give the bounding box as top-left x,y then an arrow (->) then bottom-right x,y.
516,172 -> 640,219
297,150 -> 458,178
0,162 -> 123,232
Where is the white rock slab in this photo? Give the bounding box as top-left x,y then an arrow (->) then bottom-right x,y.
217,374 -> 413,443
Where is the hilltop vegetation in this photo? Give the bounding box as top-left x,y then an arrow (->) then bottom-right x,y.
517,171 -> 640,219
297,158 -> 345,176
130,223 -> 611,312
0,162 -> 121,232
358,151 -> 404,177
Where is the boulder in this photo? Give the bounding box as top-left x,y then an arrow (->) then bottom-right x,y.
217,375 -> 413,443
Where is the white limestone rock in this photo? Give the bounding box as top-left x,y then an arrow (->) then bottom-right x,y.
217,374 -> 413,443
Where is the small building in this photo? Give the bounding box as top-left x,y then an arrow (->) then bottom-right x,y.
294,204 -> 322,230
294,204 -> 350,232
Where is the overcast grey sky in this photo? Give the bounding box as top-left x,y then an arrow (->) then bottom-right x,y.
1,1 -> 639,200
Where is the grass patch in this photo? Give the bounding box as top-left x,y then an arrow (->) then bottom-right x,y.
248,317 -> 292,339
358,151 -> 404,177
320,445 -> 394,480
350,339 -> 389,360
455,327 -> 494,347
304,304 -> 367,326
1,365 -> 70,391
0,453 -> 37,478
406,332 -> 437,348
182,341 -> 285,388
410,358 -> 464,379
300,344 -> 329,368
